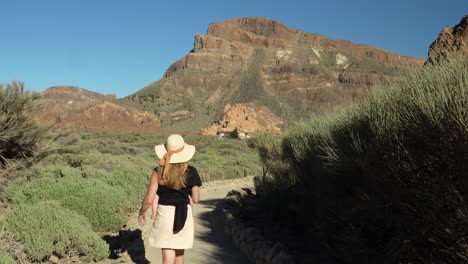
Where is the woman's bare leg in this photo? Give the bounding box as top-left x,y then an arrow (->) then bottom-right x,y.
162,248 -> 175,264
175,249 -> 185,264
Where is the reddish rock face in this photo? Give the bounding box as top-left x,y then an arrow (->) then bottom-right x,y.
34,86 -> 161,133
427,15 -> 468,64
165,17 -> 423,78
126,17 -> 424,133
201,103 -> 283,136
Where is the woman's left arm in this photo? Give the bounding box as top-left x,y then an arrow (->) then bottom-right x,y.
138,170 -> 159,225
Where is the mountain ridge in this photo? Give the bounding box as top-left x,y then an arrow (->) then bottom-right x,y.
37,16 -> 468,135
120,16 -> 424,134
34,86 -> 163,134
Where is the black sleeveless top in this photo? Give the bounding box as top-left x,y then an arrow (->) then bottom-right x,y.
156,166 -> 202,233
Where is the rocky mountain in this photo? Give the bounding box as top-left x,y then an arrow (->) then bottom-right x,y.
427,15 -> 468,64
34,86 -> 161,133
121,17 -> 424,133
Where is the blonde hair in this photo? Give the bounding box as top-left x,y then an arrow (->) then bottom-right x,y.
158,163 -> 187,190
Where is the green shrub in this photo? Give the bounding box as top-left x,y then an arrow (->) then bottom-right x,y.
254,58 -> 468,263
29,164 -> 83,179
0,255 -> 15,264
186,137 -> 261,181
0,81 -> 50,181
5,177 -> 127,232
62,152 -> 102,168
247,131 -> 291,194
60,182 -> 127,232
80,165 -> 110,178
107,168 -> 149,210
5,177 -> 78,204
1,131 -> 262,260
4,201 -> 108,261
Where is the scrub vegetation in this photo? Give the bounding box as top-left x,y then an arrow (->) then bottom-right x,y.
249,58 -> 468,263
0,120 -> 260,262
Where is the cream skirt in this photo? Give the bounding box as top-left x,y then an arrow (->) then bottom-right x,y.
148,204 -> 194,249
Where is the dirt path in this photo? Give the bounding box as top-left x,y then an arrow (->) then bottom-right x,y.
120,177 -> 254,264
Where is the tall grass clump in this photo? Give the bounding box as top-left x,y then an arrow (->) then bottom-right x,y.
254,58 -> 468,263
3,201 -> 108,261
0,81 -> 50,182
247,131 -> 290,194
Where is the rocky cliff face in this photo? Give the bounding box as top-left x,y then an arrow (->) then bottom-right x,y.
201,103 -> 283,136
427,15 -> 468,64
35,86 -> 161,133
122,17 -> 425,133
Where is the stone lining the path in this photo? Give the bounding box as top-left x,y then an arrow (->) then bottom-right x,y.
220,188 -> 296,264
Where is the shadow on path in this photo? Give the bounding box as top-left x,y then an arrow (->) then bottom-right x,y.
186,197 -> 252,264
103,229 -> 150,264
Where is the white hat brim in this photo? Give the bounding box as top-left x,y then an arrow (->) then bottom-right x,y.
154,143 -> 196,164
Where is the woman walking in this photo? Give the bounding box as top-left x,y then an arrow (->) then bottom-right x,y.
138,134 -> 202,264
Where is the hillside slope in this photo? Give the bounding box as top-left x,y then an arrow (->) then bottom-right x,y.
122,17 -> 424,133
34,86 -> 161,133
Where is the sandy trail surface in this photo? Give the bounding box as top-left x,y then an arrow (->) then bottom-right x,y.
122,177 -> 254,264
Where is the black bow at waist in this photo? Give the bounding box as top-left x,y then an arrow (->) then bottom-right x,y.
158,186 -> 190,233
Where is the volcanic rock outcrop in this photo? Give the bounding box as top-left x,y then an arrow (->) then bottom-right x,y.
201,103 -> 283,136
427,15 -> 468,64
123,17 -> 425,132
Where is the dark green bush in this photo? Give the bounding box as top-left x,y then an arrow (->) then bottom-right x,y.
4,201 -> 108,261
247,131 -> 291,194
254,58 -> 468,263
0,81 -> 50,181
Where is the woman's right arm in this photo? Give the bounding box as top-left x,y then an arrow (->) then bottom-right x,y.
190,186 -> 200,204
188,166 -> 202,204
138,170 -> 159,225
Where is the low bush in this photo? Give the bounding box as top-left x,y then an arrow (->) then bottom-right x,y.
80,165 -> 110,179
1,129 -> 262,261
5,177 -> 127,232
188,137 -> 262,181
107,168 -> 150,210
60,182 -> 127,232
3,201 -> 108,261
0,255 -> 15,264
29,164 -> 82,179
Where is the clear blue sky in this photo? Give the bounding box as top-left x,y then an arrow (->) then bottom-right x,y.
1,0 -> 466,98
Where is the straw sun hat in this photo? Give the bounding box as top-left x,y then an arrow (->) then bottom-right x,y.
154,134 -> 196,164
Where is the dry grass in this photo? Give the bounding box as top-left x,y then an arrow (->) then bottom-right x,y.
0,227 -> 30,264
251,58 -> 468,263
